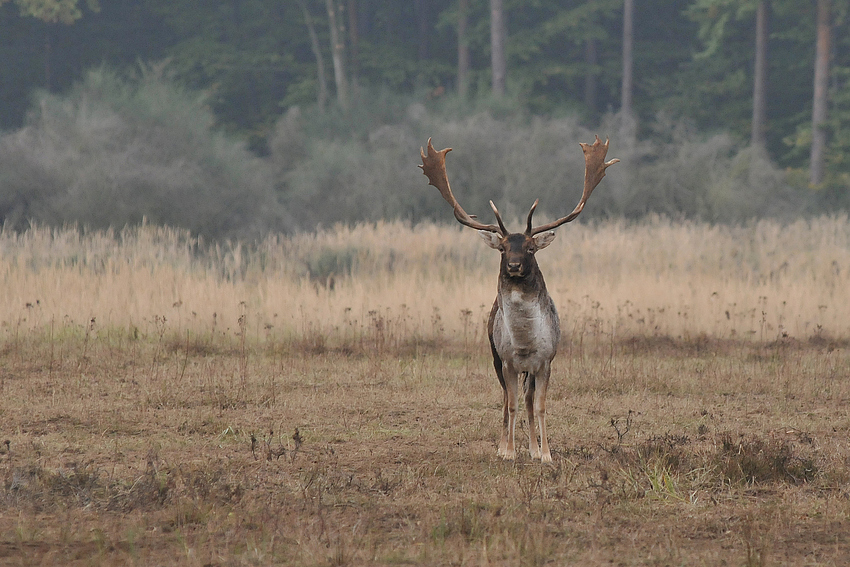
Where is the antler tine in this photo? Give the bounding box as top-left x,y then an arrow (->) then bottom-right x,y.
529,135 -> 619,236
489,200 -> 509,235
419,138 -> 504,234
524,199 -> 539,235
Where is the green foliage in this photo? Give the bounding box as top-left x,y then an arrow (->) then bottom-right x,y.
685,0 -> 760,59
146,0 -> 310,147
0,66 -> 289,239
507,0 -> 622,114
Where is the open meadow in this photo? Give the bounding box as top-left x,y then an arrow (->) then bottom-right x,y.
2,218 -> 850,565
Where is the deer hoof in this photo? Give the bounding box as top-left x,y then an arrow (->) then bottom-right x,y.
499,449 -> 516,460
540,452 -> 553,464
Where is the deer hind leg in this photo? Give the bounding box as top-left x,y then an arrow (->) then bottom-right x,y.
524,373 -> 541,459
499,364 -> 519,460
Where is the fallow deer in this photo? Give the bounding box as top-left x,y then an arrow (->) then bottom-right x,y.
419,136 -> 618,462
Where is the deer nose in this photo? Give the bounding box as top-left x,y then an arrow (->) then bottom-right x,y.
507,261 -> 522,274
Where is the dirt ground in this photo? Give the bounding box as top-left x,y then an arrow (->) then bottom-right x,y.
1,333 -> 850,566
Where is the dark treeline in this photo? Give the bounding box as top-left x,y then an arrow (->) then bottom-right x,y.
0,0 -> 848,238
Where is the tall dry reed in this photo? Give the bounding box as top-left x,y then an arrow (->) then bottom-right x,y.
2,216 -> 850,348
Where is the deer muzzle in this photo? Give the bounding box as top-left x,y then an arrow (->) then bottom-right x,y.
506,262 -> 523,277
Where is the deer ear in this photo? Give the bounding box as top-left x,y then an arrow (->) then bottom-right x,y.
533,231 -> 556,251
478,231 -> 502,250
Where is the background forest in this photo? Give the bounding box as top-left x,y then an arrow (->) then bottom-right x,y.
0,0 -> 847,238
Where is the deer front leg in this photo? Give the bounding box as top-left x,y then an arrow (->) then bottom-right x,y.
525,373 -> 541,459
498,365 -> 519,460
535,370 -> 552,463
498,385 -> 510,457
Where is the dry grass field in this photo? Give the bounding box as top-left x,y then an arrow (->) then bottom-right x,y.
2,218 -> 850,566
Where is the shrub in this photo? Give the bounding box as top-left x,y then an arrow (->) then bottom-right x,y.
0,75 -> 818,236
0,66 -> 291,239
269,104 -> 815,230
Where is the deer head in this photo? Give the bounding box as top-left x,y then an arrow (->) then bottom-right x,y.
478,231 -> 554,280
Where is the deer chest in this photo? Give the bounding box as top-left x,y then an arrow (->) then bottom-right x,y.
494,290 -> 560,363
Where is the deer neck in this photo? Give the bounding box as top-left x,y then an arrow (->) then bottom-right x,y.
495,267 -> 557,357
498,265 -> 548,300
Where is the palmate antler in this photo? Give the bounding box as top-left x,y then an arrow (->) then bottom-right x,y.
420,135 -> 618,235
419,138 -> 507,235
528,135 -> 619,235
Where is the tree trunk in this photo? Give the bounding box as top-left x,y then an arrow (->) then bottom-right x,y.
621,0 -> 634,118
297,0 -> 328,110
751,0 -> 768,148
44,29 -> 52,91
584,38 -> 598,116
810,0 -> 831,186
415,0 -> 429,61
490,0 -> 506,97
347,0 -> 359,97
325,0 -> 349,110
457,0 -> 470,98
415,0 -> 430,89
